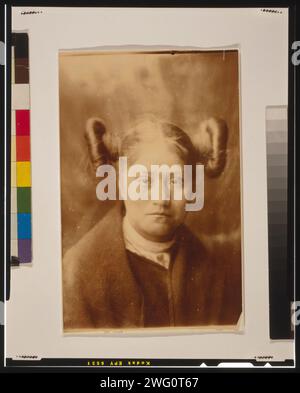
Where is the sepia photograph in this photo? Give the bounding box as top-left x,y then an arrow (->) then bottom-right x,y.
59,49 -> 243,332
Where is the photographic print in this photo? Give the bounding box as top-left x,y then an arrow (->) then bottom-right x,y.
59,48 -> 243,333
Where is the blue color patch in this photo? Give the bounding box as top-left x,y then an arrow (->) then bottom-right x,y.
17,213 -> 31,239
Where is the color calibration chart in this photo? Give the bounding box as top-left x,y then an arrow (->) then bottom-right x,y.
11,32 -> 32,265
266,105 -> 292,340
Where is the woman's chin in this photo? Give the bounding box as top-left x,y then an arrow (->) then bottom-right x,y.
142,222 -> 176,242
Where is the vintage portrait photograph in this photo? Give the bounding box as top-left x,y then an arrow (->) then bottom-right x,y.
59,48 -> 243,333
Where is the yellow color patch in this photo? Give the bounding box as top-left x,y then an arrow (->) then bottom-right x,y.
16,161 -> 31,187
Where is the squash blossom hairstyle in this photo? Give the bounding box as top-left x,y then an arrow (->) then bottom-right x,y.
85,114 -> 228,178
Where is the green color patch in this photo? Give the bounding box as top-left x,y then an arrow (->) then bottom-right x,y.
17,187 -> 31,213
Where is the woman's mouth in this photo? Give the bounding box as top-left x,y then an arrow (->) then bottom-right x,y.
146,212 -> 172,222
147,212 -> 170,217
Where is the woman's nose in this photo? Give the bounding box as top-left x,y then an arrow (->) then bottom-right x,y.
151,177 -> 171,206
153,197 -> 170,207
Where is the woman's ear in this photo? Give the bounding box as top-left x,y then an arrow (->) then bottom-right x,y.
192,117 -> 228,177
85,117 -> 118,171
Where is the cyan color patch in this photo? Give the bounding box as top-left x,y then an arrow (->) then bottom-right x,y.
17,213 -> 31,239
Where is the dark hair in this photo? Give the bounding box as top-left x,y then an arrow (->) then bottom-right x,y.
85,114 -> 228,177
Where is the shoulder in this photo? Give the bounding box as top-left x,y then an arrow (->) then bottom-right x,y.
180,225 -> 242,325
180,224 -> 242,295
62,204 -> 127,329
181,225 -> 241,270
62,204 -> 124,288
178,224 -> 210,266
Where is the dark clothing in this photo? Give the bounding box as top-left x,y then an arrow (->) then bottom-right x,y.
126,249 -> 178,327
62,205 -> 242,330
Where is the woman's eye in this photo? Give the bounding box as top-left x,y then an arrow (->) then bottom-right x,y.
140,176 -> 149,184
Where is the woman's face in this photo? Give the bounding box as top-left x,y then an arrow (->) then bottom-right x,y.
123,142 -> 187,242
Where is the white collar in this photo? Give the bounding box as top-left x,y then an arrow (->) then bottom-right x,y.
122,215 -> 175,269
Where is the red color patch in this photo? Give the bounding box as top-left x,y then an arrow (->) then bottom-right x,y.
16,136 -> 30,161
16,110 -> 30,136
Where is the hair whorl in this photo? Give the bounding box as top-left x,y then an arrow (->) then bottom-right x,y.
85,117 -> 119,171
193,117 -> 228,177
